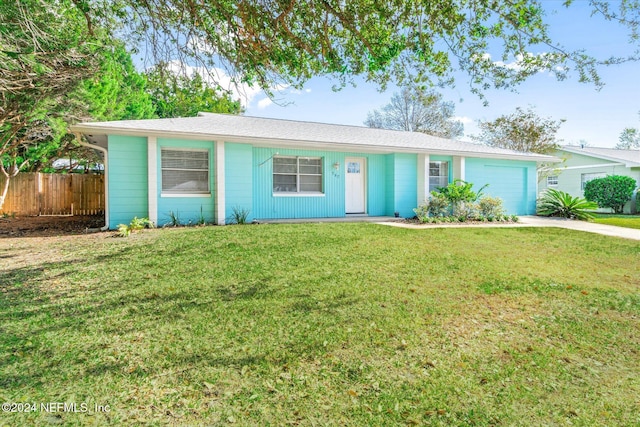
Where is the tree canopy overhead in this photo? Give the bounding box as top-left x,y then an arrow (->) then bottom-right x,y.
78,0 -> 640,96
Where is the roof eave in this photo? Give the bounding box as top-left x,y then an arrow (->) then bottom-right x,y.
70,124 -> 558,163
559,146 -> 639,167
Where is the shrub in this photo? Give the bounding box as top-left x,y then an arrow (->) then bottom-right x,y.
456,201 -> 478,220
117,217 -> 154,237
229,206 -> 251,224
438,180 -> 488,217
413,204 -> 429,222
428,192 -> 451,217
537,189 -> 598,221
477,196 -> 505,219
437,179 -> 486,203
166,210 -> 182,227
584,175 -> 637,214
414,192 -> 450,222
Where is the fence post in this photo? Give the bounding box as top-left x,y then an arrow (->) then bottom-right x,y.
37,172 -> 43,216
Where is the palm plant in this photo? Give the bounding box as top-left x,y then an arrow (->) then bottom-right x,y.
537,189 -> 598,221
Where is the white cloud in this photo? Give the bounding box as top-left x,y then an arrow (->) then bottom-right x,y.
257,97 -> 274,109
161,61 -> 313,111
454,116 -> 474,125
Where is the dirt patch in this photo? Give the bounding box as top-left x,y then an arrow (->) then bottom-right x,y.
0,215 -> 105,238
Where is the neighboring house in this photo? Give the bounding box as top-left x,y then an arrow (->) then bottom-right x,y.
539,145 -> 640,214
71,113 -> 555,229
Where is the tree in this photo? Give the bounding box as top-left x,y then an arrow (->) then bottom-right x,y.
584,175 -> 637,214
616,127 -> 640,149
21,1 -> 640,98
145,63 -> 243,118
472,107 -> 564,154
80,43 -> 157,122
5,42 -> 158,177
0,0 -> 98,209
364,87 -> 463,139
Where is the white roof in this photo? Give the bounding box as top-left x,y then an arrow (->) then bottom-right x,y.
561,145 -> 640,167
72,112 -> 557,162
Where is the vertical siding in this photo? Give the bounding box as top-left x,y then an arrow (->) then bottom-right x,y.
252,147 -> 388,219
393,153 -> 418,218
225,142 -> 254,221
108,135 -> 148,228
366,155 -> 387,216
156,138 -> 215,226
384,155 -> 395,216
465,158 -> 537,215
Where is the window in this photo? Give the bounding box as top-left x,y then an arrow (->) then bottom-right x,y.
273,156 -> 323,193
429,161 -> 449,193
161,148 -> 209,194
547,175 -> 558,187
581,172 -> 606,191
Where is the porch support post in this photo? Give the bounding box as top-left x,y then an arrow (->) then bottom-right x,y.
417,154 -> 430,205
147,136 -> 158,225
214,141 -> 226,225
453,156 -> 465,181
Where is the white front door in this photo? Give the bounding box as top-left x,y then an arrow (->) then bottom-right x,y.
345,157 -> 366,214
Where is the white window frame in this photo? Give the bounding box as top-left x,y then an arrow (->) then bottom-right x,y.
581,172 -> 606,191
273,156 -> 323,195
429,161 -> 449,193
161,148 -> 210,196
547,175 -> 558,187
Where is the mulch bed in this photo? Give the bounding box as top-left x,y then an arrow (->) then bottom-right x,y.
0,215 -> 105,238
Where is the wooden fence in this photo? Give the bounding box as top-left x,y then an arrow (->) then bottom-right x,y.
0,173 -> 105,216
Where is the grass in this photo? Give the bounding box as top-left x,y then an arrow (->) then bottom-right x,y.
592,213 -> 640,230
1,224 -> 639,426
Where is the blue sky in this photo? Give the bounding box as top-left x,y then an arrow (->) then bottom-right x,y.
240,2 -> 640,149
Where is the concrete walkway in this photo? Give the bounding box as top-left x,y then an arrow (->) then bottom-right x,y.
379,216 -> 640,241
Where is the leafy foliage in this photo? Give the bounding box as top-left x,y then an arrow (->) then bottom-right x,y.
0,0 -> 99,209
9,0 -> 637,103
117,217 -> 154,237
414,192 -> 450,220
472,107 -> 563,154
436,180 -> 487,216
229,206 -> 251,225
414,182 -> 510,223
477,196 -> 507,219
110,0 -> 640,96
537,189 -> 598,220
80,43 -> 156,122
584,175 -> 637,214
145,63 -> 243,118
364,86 -> 463,138
166,211 -> 182,227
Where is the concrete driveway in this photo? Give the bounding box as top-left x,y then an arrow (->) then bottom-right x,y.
379,216 -> 640,241
517,216 -> 640,240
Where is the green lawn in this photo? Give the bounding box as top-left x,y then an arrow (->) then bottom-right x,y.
1,224 -> 639,426
592,213 -> 640,230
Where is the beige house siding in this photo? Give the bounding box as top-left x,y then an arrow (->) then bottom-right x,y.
539,149 -> 640,214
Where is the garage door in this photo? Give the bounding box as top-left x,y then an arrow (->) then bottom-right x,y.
481,166 -> 528,215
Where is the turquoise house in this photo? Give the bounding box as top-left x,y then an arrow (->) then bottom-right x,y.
71,113 -> 554,229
